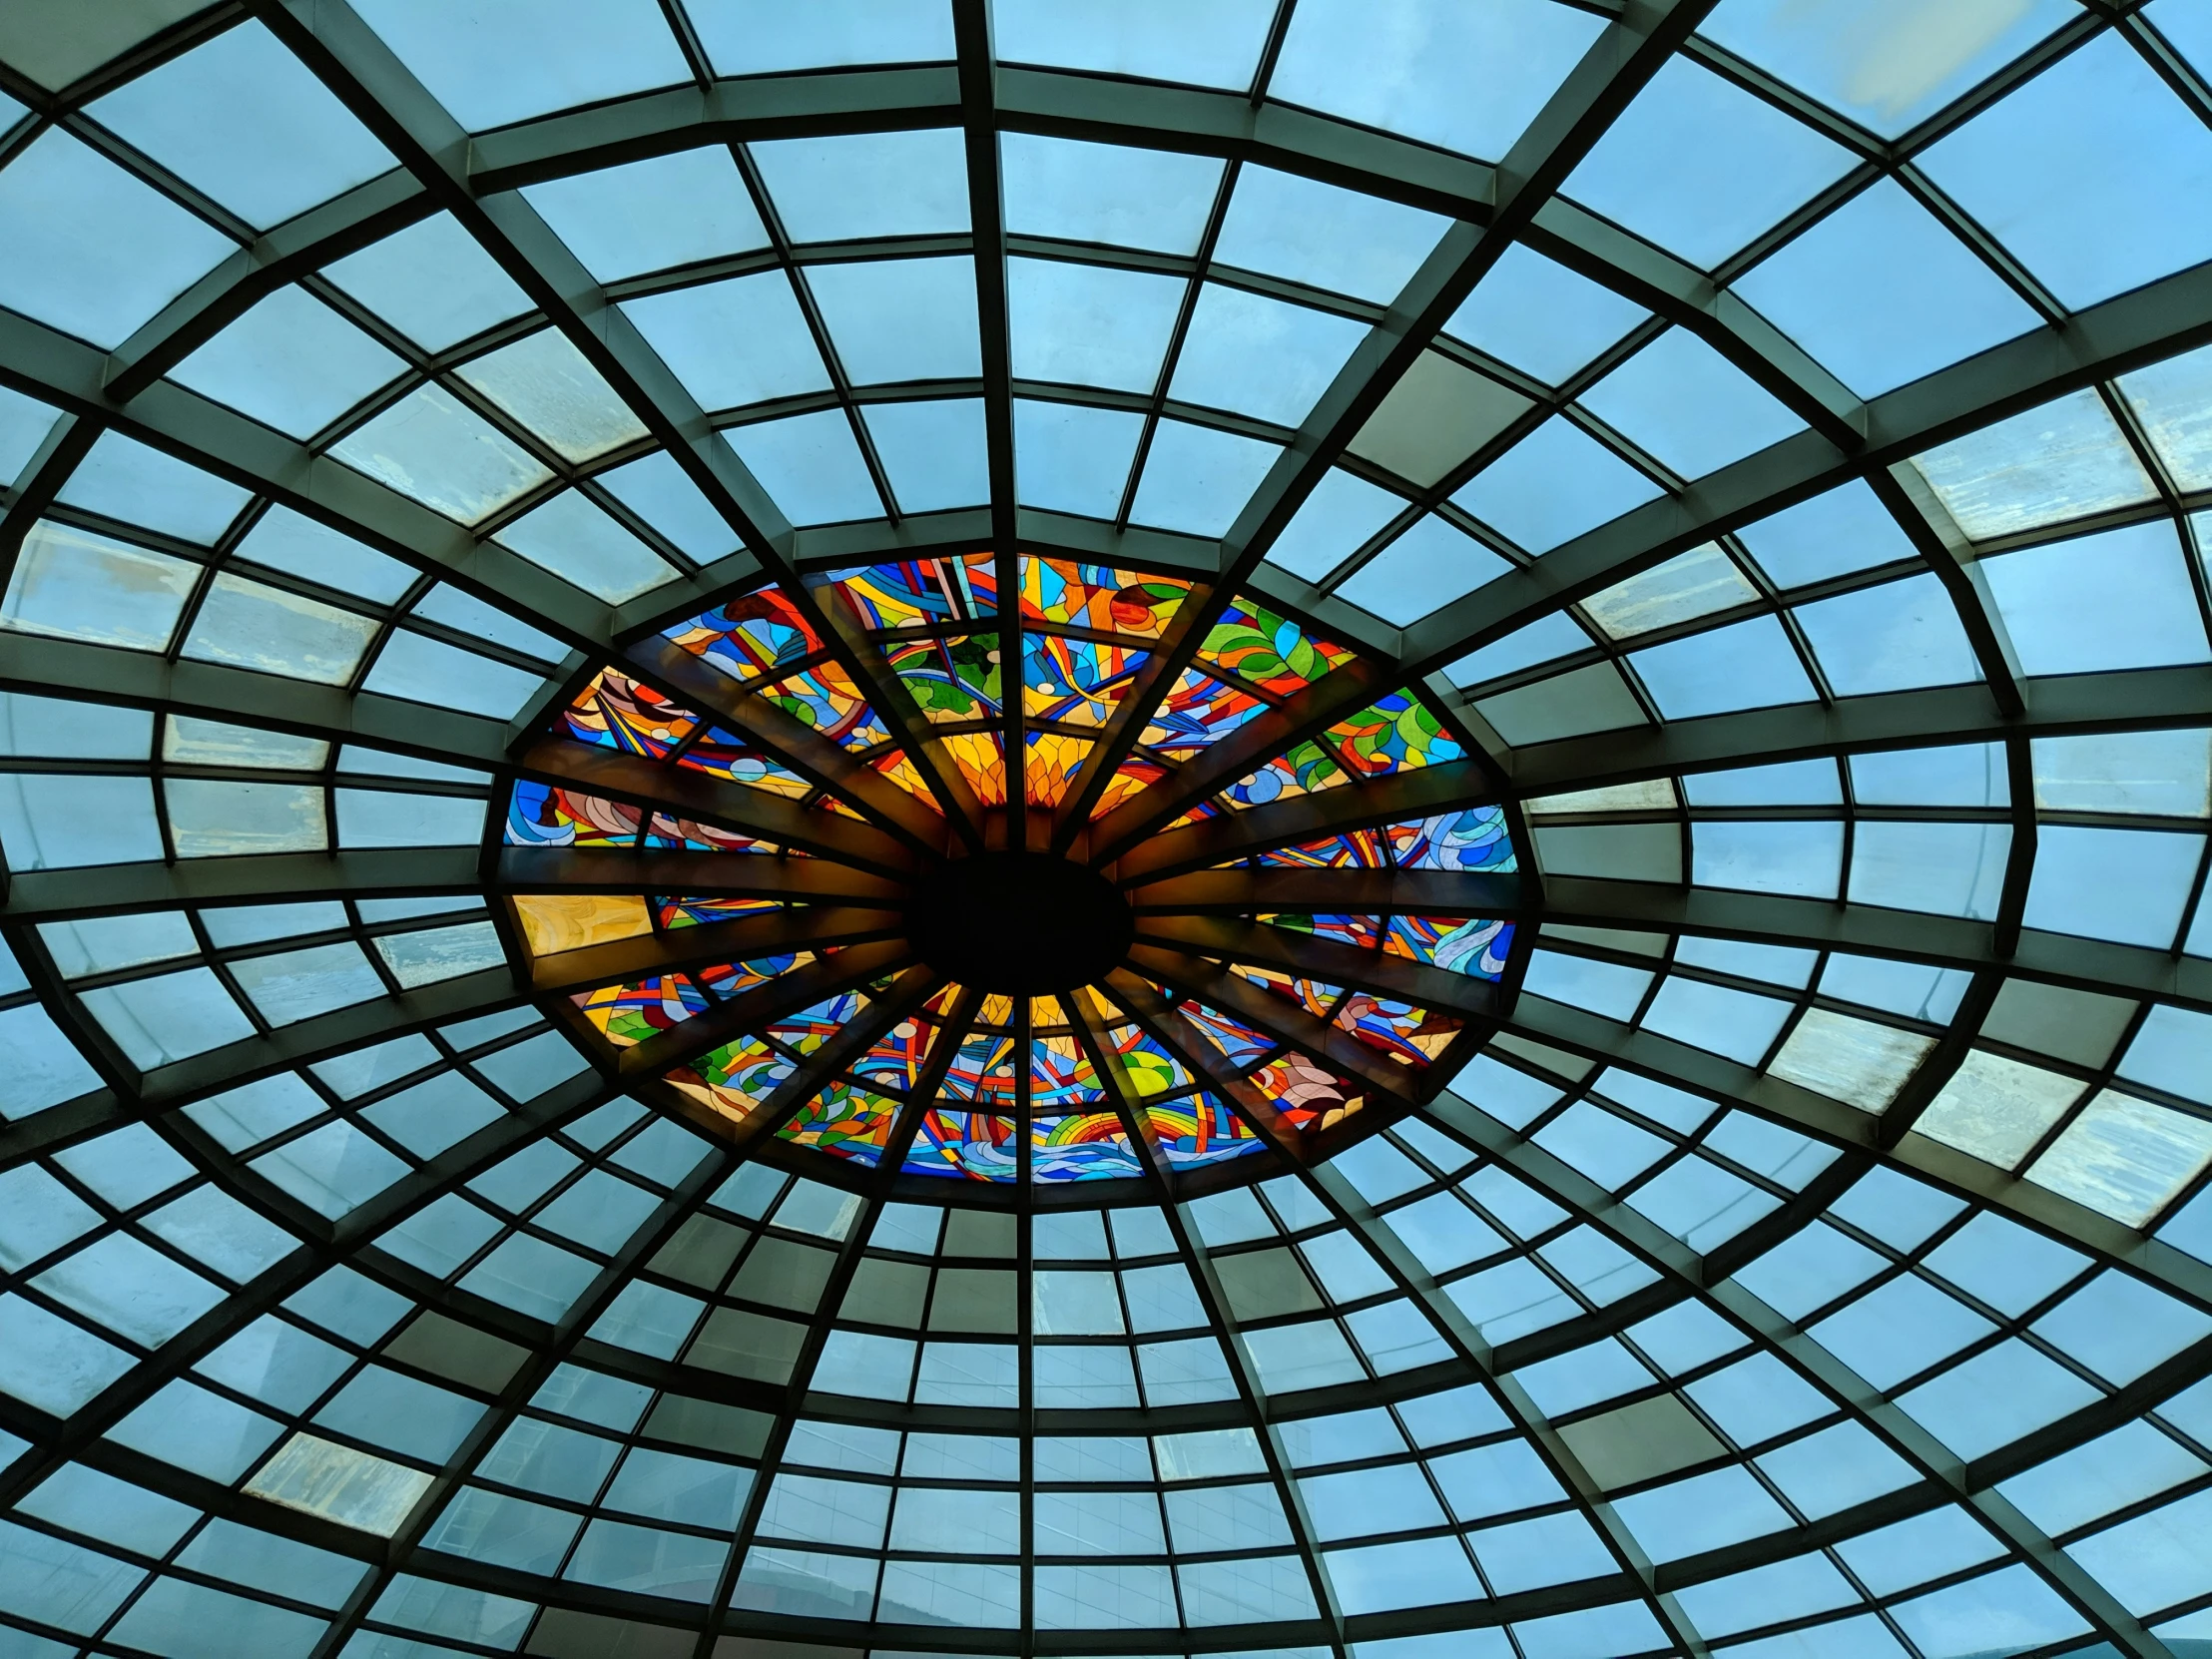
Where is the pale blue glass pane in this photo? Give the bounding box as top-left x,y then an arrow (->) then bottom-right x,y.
1982,522 -> 2211,675
1701,0 -> 2075,138
1212,166 -> 1449,305
522,149 -> 767,281
1794,572 -> 1980,694
1567,56 -> 1854,271
623,273 -> 830,410
1007,258 -> 1183,392
862,399 -> 988,514
1850,743 -> 2007,807
1734,178 -> 2042,396
2034,729 -> 2212,819
0,128 -> 233,348
184,573 -> 375,685
1445,245 -> 1647,386
689,0 -> 953,72
753,130 -> 969,242
173,286 -> 405,437
2024,826 -> 2202,949
1912,388 -> 2154,540
235,506 -> 416,603
89,20 -> 391,229
1643,977 -> 1796,1062
1849,821 -> 2010,919
1693,820 -> 1845,899
994,0 -> 1275,91
351,0 -> 691,131
1684,758 -> 1840,806
1581,329 -> 1804,479
60,432 -> 251,542
81,967 -> 254,1068
1337,517 -> 1512,626
1012,400 -> 1142,518
0,384 -> 61,483
42,914 -> 196,977
411,586 -> 561,661
331,384 -> 554,524
363,630 -> 546,719
596,450 -> 740,560
999,135 -> 1223,256
1521,951 -> 1653,1021
1273,0 -> 1607,162
1631,615 -> 1817,719
2,524 -> 198,652
1452,416 -> 1663,553
0,1004 -> 103,1118
232,942 -> 386,1026
1267,470 -> 1406,582
323,213 -> 530,352
1921,33 -> 2212,309
727,410 -> 882,526
1736,479 -> 1919,588
454,329 -> 647,464
495,490 -> 676,603
807,257 -> 980,384
1127,420 -> 1280,537
1168,285 -> 1368,426
0,694 -> 151,761
1444,611 -> 1592,687
0,775 -> 164,869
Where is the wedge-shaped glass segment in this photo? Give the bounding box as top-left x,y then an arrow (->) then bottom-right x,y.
352,0 -> 692,131
524,149 -> 768,281
332,384 -> 553,523
456,330 -> 649,464
1000,134 -> 1223,255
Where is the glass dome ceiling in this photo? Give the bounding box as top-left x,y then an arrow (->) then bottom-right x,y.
6,2 -> 2212,1657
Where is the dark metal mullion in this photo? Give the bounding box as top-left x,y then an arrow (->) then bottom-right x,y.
724,143 -> 902,525
1111,158 -> 1244,532
319,1141 -> 739,1659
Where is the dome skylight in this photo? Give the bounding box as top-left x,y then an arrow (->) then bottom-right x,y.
3,3 -> 2212,1658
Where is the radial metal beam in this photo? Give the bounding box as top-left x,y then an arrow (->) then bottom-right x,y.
1501,991 -> 2212,1315
515,737 -> 922,875
1128,865 -> 1524,917
1542,874 -> 2212,1013
1129,917 -> 1505,1021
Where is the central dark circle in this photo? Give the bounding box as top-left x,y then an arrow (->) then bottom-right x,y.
903,852 -> 1134,996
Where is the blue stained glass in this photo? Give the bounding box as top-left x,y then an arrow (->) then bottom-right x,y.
1920,32 -> 2212,309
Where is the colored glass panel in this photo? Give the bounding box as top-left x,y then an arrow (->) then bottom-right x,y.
886,632 -> 1003,721
668,1034 -> 796,1125
1032,1112 -> 1144,1180
824,554 -> 996,630
904,1109 -> 1016,1180
778,1078 -> 902,1165
562,669 -> 700,759
1019,558 -> 1191,637
1195,599 -> 1356,696
573,973 -> 708,1047
665,587 -> 823,684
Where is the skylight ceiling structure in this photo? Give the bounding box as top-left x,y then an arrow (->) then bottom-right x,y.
7,1 -> 2212,1656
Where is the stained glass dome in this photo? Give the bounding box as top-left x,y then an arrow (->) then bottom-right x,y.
6,3 -> 2212,1658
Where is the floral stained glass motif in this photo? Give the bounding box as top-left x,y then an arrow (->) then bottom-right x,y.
518,565 -> 1521,1186
886,633 -> 1002,721
779,1078 -> 901,1164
